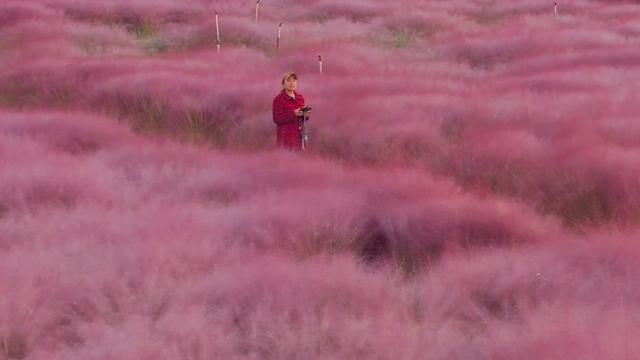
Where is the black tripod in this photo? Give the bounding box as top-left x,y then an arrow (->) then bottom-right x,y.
299,107 -> 311,151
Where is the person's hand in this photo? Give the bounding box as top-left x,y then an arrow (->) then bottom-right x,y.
294,108 -> 304,117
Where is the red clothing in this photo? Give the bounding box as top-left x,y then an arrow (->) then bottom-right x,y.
272,90 -> 309,151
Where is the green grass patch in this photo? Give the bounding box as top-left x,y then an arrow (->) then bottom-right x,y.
373,23 -> 439,49
143,38 -> 169,54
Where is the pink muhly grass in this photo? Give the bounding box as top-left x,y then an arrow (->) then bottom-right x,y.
2,0 -> 640,358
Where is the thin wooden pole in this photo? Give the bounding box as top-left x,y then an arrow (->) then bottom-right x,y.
277,22 -> 283,51
255,0 -> 261,24
215,11 -> 221,53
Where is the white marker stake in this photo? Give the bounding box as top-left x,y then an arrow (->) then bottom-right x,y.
215,11 -> 221,53
318,55 -> 323,74
277,22 -> 283,51
255,0 -> 261,24
553,2 -> 558,18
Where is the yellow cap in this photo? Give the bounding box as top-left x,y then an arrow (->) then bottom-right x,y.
281,71 -> 298,84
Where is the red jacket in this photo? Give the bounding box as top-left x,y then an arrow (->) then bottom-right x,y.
272,90 -> 309,150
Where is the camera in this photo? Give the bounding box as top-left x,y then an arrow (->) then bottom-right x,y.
301,106 -> 312,112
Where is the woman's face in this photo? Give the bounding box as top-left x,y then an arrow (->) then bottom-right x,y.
284,77 -> 297,92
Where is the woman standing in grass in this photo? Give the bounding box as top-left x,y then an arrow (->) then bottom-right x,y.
272,71 -> 311,151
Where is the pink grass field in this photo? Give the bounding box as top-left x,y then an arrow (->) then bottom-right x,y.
1,0 -> 640,359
